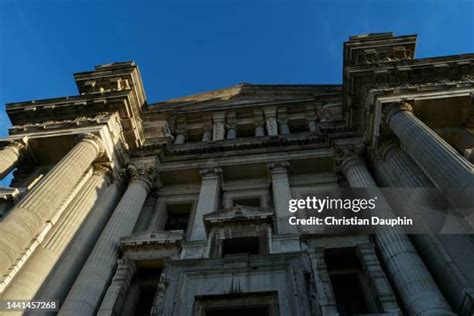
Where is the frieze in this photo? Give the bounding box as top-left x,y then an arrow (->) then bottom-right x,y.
9,113 -> 112,134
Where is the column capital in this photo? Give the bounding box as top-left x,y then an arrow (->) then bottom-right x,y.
376,140 -> 399,162
4,138 -> 28,152
212,111 -> 226,122
266,161 -> 290,172
77,133 -> 105,157
127,162 -> 156,191
199,167 -> 223,178
334,143 -> 366,172
92,164 -> 114,184
382,101 -> 413,125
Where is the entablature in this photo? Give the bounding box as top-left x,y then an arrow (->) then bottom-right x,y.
343,31 -> 474,132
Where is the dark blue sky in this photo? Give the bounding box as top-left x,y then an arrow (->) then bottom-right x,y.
0,0 -> 473,138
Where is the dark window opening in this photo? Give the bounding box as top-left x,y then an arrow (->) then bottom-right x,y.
135,285 -> 157,316
222,237 -> 260,256
325,247 -> 373,315
164,203 -> 192,231
288,121 -> 307,133
330,273 -> 368,316
195,292 -> 278,316
232,197 -> 261,207
236,124 -> 256,138
127,267 -> 162,316
206,306 -> 270,316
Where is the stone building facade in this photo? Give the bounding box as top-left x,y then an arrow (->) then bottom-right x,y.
0,33 -> 473,315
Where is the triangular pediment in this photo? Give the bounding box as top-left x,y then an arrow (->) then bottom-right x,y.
148,84 -> 342,111
120,230 -> 184,248
204,205 -> 274,225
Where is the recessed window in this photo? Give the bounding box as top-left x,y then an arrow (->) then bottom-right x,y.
325,247 -> 375,315
135,285 -> 158,316
164,203 -> 192,231
232,197 -> 261,207
222,237 -> 260,256
288,121 -> 307,133
125,267 -> 162,316
206,306 -> 270,316
330,273 -> 368,315
195,292 -> 279,316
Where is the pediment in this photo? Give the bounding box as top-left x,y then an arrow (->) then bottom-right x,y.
204,205 -> 274,225
120,230 -> 184,249
148,84 -> 342,111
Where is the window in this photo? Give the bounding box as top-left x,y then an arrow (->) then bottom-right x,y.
135,285 -> 158,316
222,237 -> 261,256
206,306 -> 270,316
164,203 -> 192,231
232,197 -> 261,207
123,267 -> 162,316
194,292 -> 279,316
325,247 -> 376,315
330,273 -> 368,315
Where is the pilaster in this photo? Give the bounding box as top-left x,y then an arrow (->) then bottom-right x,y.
212,112 -> 226,141
263,107 -> 278,136
189,167 -> 222,241
267,161 -> 297,234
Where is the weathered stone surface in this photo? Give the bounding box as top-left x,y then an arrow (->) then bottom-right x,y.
0,33 -> 473,316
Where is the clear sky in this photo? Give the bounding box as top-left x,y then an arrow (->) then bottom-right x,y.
0,0 -> 473,135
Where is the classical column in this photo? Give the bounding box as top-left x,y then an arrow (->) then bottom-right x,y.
376,142 -> 434,188
202,129 -> 212,142
384,101 -> 474,191
255,122 -> 265,137
59,162 -> 155,316
0,139 -> 26,179
307,120 -> 318,133
189,167 -> 222,241
1,165 -> 112,300
226,128 -> 237,139
173,131 -> 186,145
32,173 -> 122,307
278,120 -> 290,135
97,259 -> 136,316
337,146 -> 455,315
226,111 -> 237,140
212,112 -> 226,141
0,133 -> 104,277
263,107 -> 278,136
267,162 -> 297,234
375,143 -> 474,313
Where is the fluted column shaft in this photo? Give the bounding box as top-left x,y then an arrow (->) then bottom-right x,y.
378,144 -> 434,187
340,154 -> 455,316
1,166 -> 111,300
59,163 -> 155,316
0,134 -> 103,277
386,102 -> 474,191
190,168 -> 221,241
376,145 -> 474,314
267,162 -> 297,234
0,140 -> 26,179
32,178 -> 122,308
